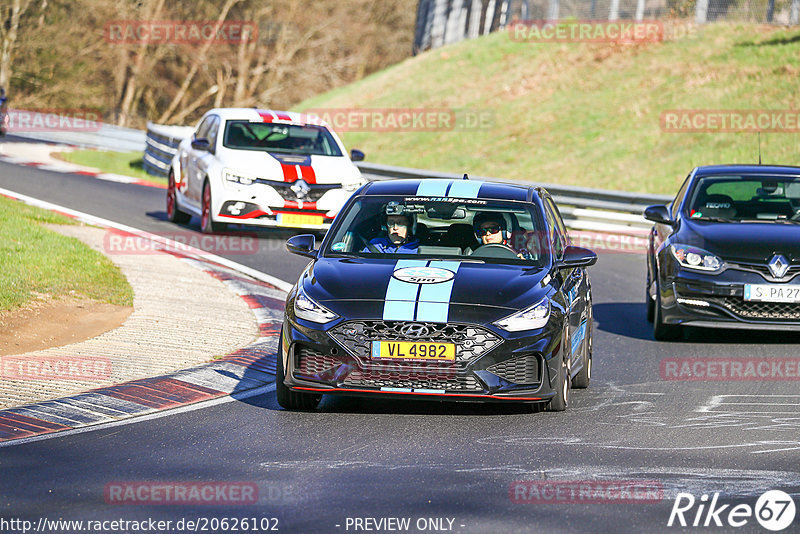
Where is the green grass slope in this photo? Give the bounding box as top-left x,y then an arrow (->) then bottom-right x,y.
297,23 -> 800,195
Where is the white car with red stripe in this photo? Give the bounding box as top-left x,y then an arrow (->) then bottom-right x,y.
167,108 -> 365,233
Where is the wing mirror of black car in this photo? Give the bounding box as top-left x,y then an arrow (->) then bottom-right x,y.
351,149 -> 365,162
286,234 -> 317,258
191,137 -> 211,151
558,246 -> 598,269
643,204 -> 676,226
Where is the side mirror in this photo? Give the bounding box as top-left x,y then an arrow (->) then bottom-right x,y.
286,234 -> 317,258
191,137 -> 211,151
558,246 -> 597,269
643,204 -> 675,226
350,149 -> 365,162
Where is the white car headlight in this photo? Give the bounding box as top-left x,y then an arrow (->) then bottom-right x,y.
223,168 -> 255,185
670,244 -> 723,272
294,286 -> 338,323
494,297 -> 551,332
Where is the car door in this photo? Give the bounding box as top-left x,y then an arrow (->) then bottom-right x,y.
186,115 -> 215,207
192,115 -> 220,201
545,197 -> 583,368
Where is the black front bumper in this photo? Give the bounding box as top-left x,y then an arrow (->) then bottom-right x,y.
280,316 -> 565,404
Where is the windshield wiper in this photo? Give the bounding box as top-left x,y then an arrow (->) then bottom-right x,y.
691,216 -> 737,223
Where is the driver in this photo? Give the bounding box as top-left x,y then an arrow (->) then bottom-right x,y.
472,211 -> 530,259
363,203 -> 419,253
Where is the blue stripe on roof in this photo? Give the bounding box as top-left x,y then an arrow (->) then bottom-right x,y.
447,180 -> 482,199
416,180 -> 452,197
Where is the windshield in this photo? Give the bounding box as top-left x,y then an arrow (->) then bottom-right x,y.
686,175 -> 800,222
222,120 -> 343,156
323,195 -> 550,266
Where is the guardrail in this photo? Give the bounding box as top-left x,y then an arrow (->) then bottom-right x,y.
143,122 -> 194,176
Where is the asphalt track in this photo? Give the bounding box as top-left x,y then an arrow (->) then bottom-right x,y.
1,144 -> 800,533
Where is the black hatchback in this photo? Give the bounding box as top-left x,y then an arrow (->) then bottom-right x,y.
644,164 -> 800,340
278,178 -> 597,411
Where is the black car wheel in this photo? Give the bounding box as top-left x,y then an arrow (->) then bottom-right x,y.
167,171 -> 191,224
547,329 -> 571,412
276,333 -> 322,411
572,304 -> 592,389
201,180 -> 227,234
653,280 -> 682,341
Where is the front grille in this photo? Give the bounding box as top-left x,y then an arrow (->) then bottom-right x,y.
707,297 -> 800,321
343,368 -> 483,391
329,321 -> 502,367
729,262 -> 800,282
295,346 -> 340,375
258,180 -> 339,202
486,355 -> 541,385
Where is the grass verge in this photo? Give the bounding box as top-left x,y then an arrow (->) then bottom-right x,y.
57,149 -> 166,185
0,196 -> 134,312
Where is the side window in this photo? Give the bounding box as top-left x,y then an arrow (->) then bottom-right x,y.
671,174 -> 692,218
543,202 -> 564,259
544,198 -> 567,257
194,116 -> 212,140
206,116 -> 220,151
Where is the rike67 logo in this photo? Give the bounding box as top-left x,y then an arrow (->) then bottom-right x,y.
668,490 -> 796,531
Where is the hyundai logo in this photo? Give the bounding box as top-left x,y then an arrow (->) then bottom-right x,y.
400,323 -> 429,338
768,254 -> 790,278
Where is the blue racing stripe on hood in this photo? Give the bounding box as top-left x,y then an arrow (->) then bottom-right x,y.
415,261 -> 461,323
383,259 -> 428,321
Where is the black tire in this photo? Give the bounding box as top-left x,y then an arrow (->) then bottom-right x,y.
166,171 -> 191,224
572,305 -> 592,389
653,280 -> 682,341
201,180 -> 227,234
547,330 -> 571,412
646,258 -> 656,323
276,333 -> 321,411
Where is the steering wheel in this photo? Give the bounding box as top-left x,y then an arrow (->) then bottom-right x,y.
470,243 -> 519,259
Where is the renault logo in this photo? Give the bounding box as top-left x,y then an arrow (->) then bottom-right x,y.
291,179 -> 311,199
400,323 -> 429,338
768,254 -> 790,278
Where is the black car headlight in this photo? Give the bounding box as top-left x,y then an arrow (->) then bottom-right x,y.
494,297 -> 551,332
670,244 -> 723,273
294,286 -> 338,324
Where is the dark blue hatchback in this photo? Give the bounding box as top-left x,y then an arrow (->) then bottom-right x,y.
278,178 -> 597,411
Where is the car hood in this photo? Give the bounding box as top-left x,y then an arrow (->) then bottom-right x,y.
215,150 -> 362,184
679,219 -> 800,263
302,258 -> 551,323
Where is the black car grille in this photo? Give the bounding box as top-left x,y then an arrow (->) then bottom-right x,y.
328,321 -> 502,367
486,355 -> 541,385
257,180 -> 339,202
343,368 -> 483,391
707,297 -> 800,321
295,346 -> 340,375
729,262 -> 800,282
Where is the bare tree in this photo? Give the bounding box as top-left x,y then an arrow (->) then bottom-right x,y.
0,0 -> 32,91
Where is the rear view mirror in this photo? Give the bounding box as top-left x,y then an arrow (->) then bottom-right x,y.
351,149 -> 365,162
558,246 -> 597,269
286,234 -> 317,258
643,205 -> 675,226
191,137 -> 211,151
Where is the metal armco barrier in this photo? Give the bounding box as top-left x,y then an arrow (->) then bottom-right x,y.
143,123 -> 194,176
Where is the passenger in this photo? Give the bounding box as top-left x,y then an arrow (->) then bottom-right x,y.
363,204 -> 419,253
472,211 -> 530,259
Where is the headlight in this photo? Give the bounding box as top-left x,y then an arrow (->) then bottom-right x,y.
293,286 -> 338,323
223,168 -> 255,185
670,244 -> 723,272
494,297 -> 551,332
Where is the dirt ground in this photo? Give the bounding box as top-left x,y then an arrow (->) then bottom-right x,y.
0,296 -> 132,356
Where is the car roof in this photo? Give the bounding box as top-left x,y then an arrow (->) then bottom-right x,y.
360,179 -> 544,202
203,107 -> 330,128
694,164 -> 800,176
